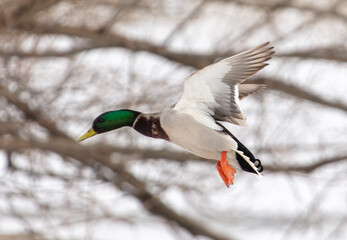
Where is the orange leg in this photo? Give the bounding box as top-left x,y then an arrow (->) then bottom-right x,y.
216,151 -> 236,187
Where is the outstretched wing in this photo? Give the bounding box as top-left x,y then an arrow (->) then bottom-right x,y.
173,42 -> 274,129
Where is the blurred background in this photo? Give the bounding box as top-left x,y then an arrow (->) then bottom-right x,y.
0,0 -> 347,240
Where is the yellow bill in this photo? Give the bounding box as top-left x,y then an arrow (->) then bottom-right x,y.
76,128 -> 97,142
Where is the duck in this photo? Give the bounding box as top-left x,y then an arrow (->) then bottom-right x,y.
77,42 -> 275,187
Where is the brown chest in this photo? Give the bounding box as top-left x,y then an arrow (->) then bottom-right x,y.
133,114 -> 169,141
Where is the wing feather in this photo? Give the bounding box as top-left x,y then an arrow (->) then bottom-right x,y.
238,84 -> 266,100
174,42 -> 274,128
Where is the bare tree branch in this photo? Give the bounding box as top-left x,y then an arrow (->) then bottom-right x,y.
1,11 -> 346,64
266,154 -> 347,173
278,48 -> 347,63
258,77 -> 347,113
0,85 -> 67,138
0,137 -> 236,240
213,0 -> 347,23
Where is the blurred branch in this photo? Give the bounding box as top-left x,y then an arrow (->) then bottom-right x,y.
1,11 -> 346,64
251,77 -> 347,113
1,30 -> 346,63
0,85 -> 68,138
1,6 -> 346,115
0,233 -> 46,240
2,27 -> 347,114
0,136 -> 235,240
0,0 -> 61,27
10,0 -> 60,19
214,0 -> 347,23
266,154 -> 347,173
278,48 -> 347,63
0,45 -> 100,58
162,0 -> 206,46
1,133 -> 346,175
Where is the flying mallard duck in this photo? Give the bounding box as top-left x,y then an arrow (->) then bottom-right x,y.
77,42 -> 274,187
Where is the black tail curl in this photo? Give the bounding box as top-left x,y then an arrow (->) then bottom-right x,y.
235,152 -> 263,174
216,123 -> 264,174
253,159 -> 263,173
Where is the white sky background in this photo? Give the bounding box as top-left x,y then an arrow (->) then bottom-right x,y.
1,0 -> 347,240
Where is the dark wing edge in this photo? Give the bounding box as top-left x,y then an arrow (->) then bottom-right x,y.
213,42 -> 275,126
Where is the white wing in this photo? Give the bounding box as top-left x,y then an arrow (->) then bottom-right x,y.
174,42 -> 274,129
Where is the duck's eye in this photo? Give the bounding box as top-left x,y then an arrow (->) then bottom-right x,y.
98,118 -> 105,123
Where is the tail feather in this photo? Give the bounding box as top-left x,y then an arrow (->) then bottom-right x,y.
235,150 -> 263,178
216,122 -> 264,175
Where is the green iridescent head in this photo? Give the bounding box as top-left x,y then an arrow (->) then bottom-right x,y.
77,109 -> 140,142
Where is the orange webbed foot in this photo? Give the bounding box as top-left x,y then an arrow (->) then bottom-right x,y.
216,151 -> 236,187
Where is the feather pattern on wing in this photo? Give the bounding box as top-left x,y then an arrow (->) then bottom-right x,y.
173,42 -> 274,128
238,84 -> 266,100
